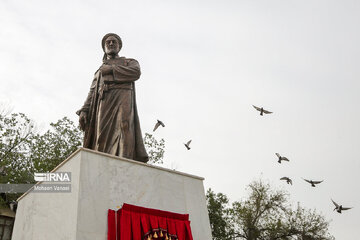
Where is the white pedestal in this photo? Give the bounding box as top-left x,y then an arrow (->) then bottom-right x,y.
12,148 -> 212,240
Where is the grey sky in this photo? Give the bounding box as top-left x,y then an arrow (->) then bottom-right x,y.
1,0 -> 359,239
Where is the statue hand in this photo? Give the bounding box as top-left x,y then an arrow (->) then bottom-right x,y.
100,64 -> 113,75
79,111 -> 88,131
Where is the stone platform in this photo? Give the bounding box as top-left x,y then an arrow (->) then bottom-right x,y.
12,148 -> 212,240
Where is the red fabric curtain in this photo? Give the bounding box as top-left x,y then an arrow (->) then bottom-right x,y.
108,203 -> 194,240
108,209 -> 116,240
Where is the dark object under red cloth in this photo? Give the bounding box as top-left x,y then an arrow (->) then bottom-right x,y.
108,203 -> 194,240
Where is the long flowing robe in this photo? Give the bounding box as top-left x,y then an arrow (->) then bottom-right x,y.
78,57 -> 148,163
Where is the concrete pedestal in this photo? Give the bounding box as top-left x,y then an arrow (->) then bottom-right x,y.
12,148 -> 212,240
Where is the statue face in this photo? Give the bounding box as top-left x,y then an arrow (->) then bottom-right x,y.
104,36 -> 120,55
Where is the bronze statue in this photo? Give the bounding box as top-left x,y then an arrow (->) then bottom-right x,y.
77,33 -> 148,163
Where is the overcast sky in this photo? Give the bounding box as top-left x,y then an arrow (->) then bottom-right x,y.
1,0 -> 359,239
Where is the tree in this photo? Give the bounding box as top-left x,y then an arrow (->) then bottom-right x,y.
30,117 -> 82,173
0,112 -> 37,207
286,205 -> 334,240
0,115 -> 82,184
0,114 -> 83,207
206,188 -> 235,240
230,180 -> 290,240
143,133 -> 165,164
207,180 -> 334,240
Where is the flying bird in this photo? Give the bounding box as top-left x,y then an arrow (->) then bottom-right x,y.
184,140 -> 192,150
331,199 -> 352,213
153,120 -> 165,132
303,178 -> 323,187
275,153 -> 289,163
252,105 -> 273,116
280,177 -> 292,185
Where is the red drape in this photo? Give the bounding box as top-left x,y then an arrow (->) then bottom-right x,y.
108,203 -> 194,240
108,209 -> 116,240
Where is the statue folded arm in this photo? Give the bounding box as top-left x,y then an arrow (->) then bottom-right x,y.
112,58 -> 141,82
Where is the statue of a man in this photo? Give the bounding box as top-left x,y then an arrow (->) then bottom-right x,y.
77,33 -> 148,163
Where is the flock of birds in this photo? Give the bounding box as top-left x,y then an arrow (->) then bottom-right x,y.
252,105 -> 353,214
151,106 -> 353,214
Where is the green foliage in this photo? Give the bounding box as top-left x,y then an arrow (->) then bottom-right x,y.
0,112 -> 36,185
30,117 -> 82,173
0,112 -> 83,206
206,189 -> 235,240
143,133 -> 165,164
207,180 -> 334,240
286,205 -> 334,240
230,180 -> 290,240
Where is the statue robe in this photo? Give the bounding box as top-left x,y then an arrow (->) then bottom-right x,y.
78,57 -> 148,163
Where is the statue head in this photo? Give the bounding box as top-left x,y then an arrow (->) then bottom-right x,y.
102,33 -> 122,59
